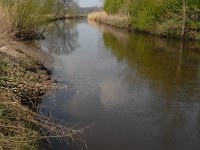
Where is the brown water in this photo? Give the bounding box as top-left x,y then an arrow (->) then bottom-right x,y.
38,19 -> 200,150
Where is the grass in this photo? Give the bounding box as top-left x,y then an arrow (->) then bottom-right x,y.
0,94 -> 40,150
0,60 -> 5,75
0,6 -> 12,42
0,88 -> 86,150
88,11 -> 130,29
0,0 -> 54,40
0,39 -> 87,150
0,1 -> 87,149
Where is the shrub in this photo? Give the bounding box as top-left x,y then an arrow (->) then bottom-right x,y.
104,0 -> 124,14
0,0 -> 55,39
103,0 -> 200,39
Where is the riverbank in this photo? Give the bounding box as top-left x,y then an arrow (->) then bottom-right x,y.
88,11 -> 200,40
48,14 -> 86,22
0,2 -> 86,149
0,33 -> 84,150
0,36 -> 56,149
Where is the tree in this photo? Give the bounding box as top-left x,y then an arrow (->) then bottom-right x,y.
103,0 -> 124,14
181,0 -> 188,39
55,0 -> 79,18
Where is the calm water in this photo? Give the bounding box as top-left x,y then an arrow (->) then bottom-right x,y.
37,19 -> 200,150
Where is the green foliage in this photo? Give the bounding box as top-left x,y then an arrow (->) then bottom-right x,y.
103,0 -> 200,38
189,0 -> 200,10
104,0 -> 200,16
102,27 -> 200,87
0,62 -> 3,75
0,60 -> 6,75
129,0 -> 159,30
0,106 -> 9,117
103,0 -> 124,14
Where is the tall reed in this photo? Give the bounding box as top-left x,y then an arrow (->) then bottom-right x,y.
0,0 -> 55,39
0,6 -> 12,40
88,11 -> 129,29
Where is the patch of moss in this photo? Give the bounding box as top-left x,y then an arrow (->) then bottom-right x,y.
0,60 -> 6,75
0,60 -> 7,86
0,105 -> 9,117
19,59 -> 38,73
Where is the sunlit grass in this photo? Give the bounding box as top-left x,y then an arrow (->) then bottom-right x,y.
88,11 -> 130,29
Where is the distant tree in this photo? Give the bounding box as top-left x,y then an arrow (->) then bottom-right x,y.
55,0 -> 79,18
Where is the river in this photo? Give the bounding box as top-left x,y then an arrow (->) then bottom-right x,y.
36,19 -> 200,150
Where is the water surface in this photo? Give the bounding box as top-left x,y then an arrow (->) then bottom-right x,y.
38,19 -> 200,150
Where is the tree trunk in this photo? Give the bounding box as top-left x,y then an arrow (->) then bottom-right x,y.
180,0 -> 188,39
55,0 -> 61,18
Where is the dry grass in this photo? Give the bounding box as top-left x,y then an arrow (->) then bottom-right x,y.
0,3 -> 87,149
0,6 -> 13,45
0,88 -> 87,150
88,11 -> 130,29
0,0 -> 54,40
0,38 -> 87,150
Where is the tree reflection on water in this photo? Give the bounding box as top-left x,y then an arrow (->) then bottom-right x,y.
40,20 -> 80,55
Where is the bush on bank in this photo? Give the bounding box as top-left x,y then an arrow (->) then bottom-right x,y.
0,0 -> 55,39
103,0 -> 200,40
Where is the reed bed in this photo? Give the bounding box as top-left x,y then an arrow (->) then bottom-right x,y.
88,11 -> 130,29
0,0 -> 54,39
0,6 -> 12,44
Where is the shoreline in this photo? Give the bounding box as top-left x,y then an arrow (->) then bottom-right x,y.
0,16 -> 87,149
0,28 -> 85,149
0,37 -> 84,149
88,18 -> 200,54
0,1 -> 86,148
0,39 -> 56,149
47,14 -> 87,22
88,11 -> 200,41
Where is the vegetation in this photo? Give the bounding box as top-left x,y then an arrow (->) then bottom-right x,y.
88,11 -> 129,29
0,42 -> 85,150
0,0 -> 79,39
0,0 -> 55,39
90,0 -> 200,40
89,22 -> 200,89
104,0 -> 124,14
55,0 -> 79,19
0,1 -> 83,149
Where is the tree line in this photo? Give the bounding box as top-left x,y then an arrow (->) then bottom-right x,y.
103,0 -> 200,39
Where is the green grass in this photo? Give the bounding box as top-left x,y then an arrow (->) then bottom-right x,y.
0,60 -> 5,74
0,60 -> 6,78
0,105 -> 9,117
